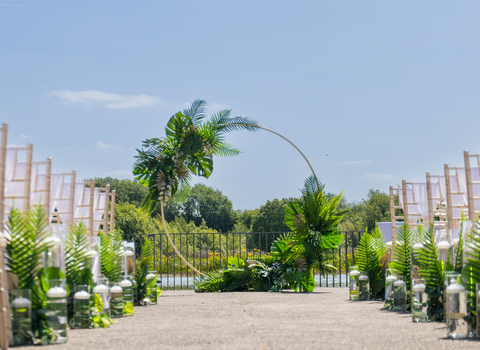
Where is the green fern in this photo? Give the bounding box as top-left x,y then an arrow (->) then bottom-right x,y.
454,216 -> 465,272
417,223 -> 445,321
356,226 -> 388,299
134,239 -> 154,304
391,221 -> 412,292
65,221 -> 92,287
100,230 -> 123,282
461,219 -> 480,333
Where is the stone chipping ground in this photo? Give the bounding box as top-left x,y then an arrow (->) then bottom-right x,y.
15,288 -> 480,350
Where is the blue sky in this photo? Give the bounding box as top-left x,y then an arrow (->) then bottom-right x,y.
1,1 -> 480,210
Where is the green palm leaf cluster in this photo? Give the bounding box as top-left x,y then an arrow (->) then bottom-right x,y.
284,175 -> 348,274
133,99 -> 260,211
5,205 -> 63,344
461,219 -> 480,333
100,230 -> 123,282
391,221 -> 412,291
194,258 -> 252,293
134,239 -> 154,304
65,222 -> 92,287
356,226 -> 388,299
417,223 -> 445,321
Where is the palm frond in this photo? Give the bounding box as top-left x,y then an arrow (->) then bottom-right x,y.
183,99 -> 208,125
391,221 -> 412,291
65,221 -> 92,287
100,231 -> 123,282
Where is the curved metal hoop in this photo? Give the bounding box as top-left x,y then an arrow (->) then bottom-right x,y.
160,127 -> 317,276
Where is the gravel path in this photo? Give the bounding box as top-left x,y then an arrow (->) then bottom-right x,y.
16,288 -> 480,350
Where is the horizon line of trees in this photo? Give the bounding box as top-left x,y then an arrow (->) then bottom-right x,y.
92,177 -> 393,237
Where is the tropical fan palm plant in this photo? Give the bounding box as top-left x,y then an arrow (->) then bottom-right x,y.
133,99 -> 260,211
461,219 -> 480,333
284,175 -> 348,277
5,206 -> 62,344
99,230 -> 123,283
417,223 -> 445,321
356,226 -> 388,299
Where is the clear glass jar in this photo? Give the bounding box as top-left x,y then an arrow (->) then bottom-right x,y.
411,278 -> 428,322
384,269 -> 397,310
446,274 -> 467,339
349,265 -> 360,301
45,279 -> 68,343
10,289 -> 32,345
73,285 -> 91,328
93,278 -> 110,318
392,279 -> 407,311
110,282 -> 124,318
146,270 -> 158,305
358,272 -> 370,301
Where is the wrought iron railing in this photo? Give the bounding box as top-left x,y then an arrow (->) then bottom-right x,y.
123,231 -> 364,290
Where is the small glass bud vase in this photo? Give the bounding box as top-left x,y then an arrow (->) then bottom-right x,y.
93,278 -> 110,318
10,290 -> 32,345
358,272 -> 370,301
411,279 -> 428,322
349,266 -> 360,301
119,276 -> 134,316
73,285 -> 91,328
392,279 -> 407,311
146,271 -> 158,305
384,269 -> 397,310
110,283 -> 124,318
45,279 -> 68,344
446,274 -> 467,339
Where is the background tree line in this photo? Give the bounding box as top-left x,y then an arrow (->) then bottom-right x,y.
93,177 -> 393,236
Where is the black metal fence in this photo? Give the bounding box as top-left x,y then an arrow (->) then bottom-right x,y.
124,231 -> 364,290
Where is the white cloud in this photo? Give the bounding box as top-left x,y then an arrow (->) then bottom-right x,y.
20,134 -> 29,139
49,89 -> 163,109
105,170 -> 133,177
357,173 -> 397,181
95,141 -> 122,150
342,160 -> 373,165
65,146 -> 72,150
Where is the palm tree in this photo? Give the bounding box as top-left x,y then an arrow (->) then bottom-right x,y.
133,99 -> 260,212
284,175 -> 349,275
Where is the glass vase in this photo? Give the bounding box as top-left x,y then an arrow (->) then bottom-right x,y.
119,276 -> 134,316
10,289 -> 32,345
110,283 -> 124,318
384,269 -> 397,310
411,279 -> 428,322
93,278 -> 110,318
446,274 -> 467,339
45,279 -> 68,344
349,266 -> 360,301
146,271 -> 158,305
73,285 -> 91,328
358,272 -> 369,301
392,279 -> 407,311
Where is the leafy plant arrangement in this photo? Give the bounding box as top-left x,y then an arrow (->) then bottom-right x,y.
90,294 -> 114,328
461,219 -> 480,334
133,99 -> 260,210
99,230 -> 123,282
195,176 -> 347,293
356,226 -> 388,299
5,206 -> 60,345
417,223 -> 445,321
65,221 -> 93,326
390,221 -> 412,309
283,175 -> 348,284
134,239 -> 154,305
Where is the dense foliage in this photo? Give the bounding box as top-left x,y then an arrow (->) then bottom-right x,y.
195,176 -> 347,293
356,226 -> 388,299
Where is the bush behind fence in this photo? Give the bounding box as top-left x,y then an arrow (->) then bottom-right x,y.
123,231 -> 364,290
